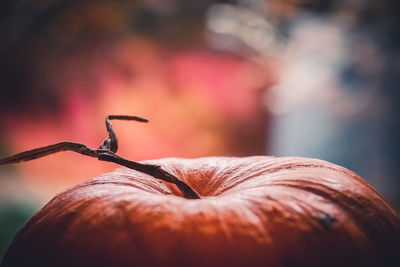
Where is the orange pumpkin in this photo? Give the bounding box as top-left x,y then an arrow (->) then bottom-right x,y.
1,156 -> 400,267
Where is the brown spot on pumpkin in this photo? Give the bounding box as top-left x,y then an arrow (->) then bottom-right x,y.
316,213 -> 337,232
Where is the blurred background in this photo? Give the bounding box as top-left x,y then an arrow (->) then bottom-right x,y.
0,0 -> 399,260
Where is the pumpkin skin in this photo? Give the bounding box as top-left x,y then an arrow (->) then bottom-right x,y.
1,156 -> 399,267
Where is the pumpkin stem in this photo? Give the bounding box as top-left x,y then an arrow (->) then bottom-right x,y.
98,152 -> 200,199
0,115 -> 201,200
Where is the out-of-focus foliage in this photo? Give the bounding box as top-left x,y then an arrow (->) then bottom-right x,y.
0,202 -> 38,259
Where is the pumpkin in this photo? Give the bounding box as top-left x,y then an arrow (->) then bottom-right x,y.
1,156 -> 399,267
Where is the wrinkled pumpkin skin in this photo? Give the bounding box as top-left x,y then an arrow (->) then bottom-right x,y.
1,156 -> 400,267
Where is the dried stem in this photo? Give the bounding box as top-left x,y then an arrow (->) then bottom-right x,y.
98,152 -> 200,199
0,115 -> 200,200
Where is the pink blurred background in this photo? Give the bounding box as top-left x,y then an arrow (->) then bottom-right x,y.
1,0 -> 399,259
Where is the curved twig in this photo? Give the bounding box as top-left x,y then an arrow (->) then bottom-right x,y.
99,115 -> 148,153
0,115 -> 200,200
0,142 -> 98,165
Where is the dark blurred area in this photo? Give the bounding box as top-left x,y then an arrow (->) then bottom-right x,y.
1,0 -> 400,261
0,0 -> 211,113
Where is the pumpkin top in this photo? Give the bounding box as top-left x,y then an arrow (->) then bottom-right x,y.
2,156 -> 400,267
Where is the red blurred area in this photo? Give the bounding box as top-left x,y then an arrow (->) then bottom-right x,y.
0,36 -> 274,200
